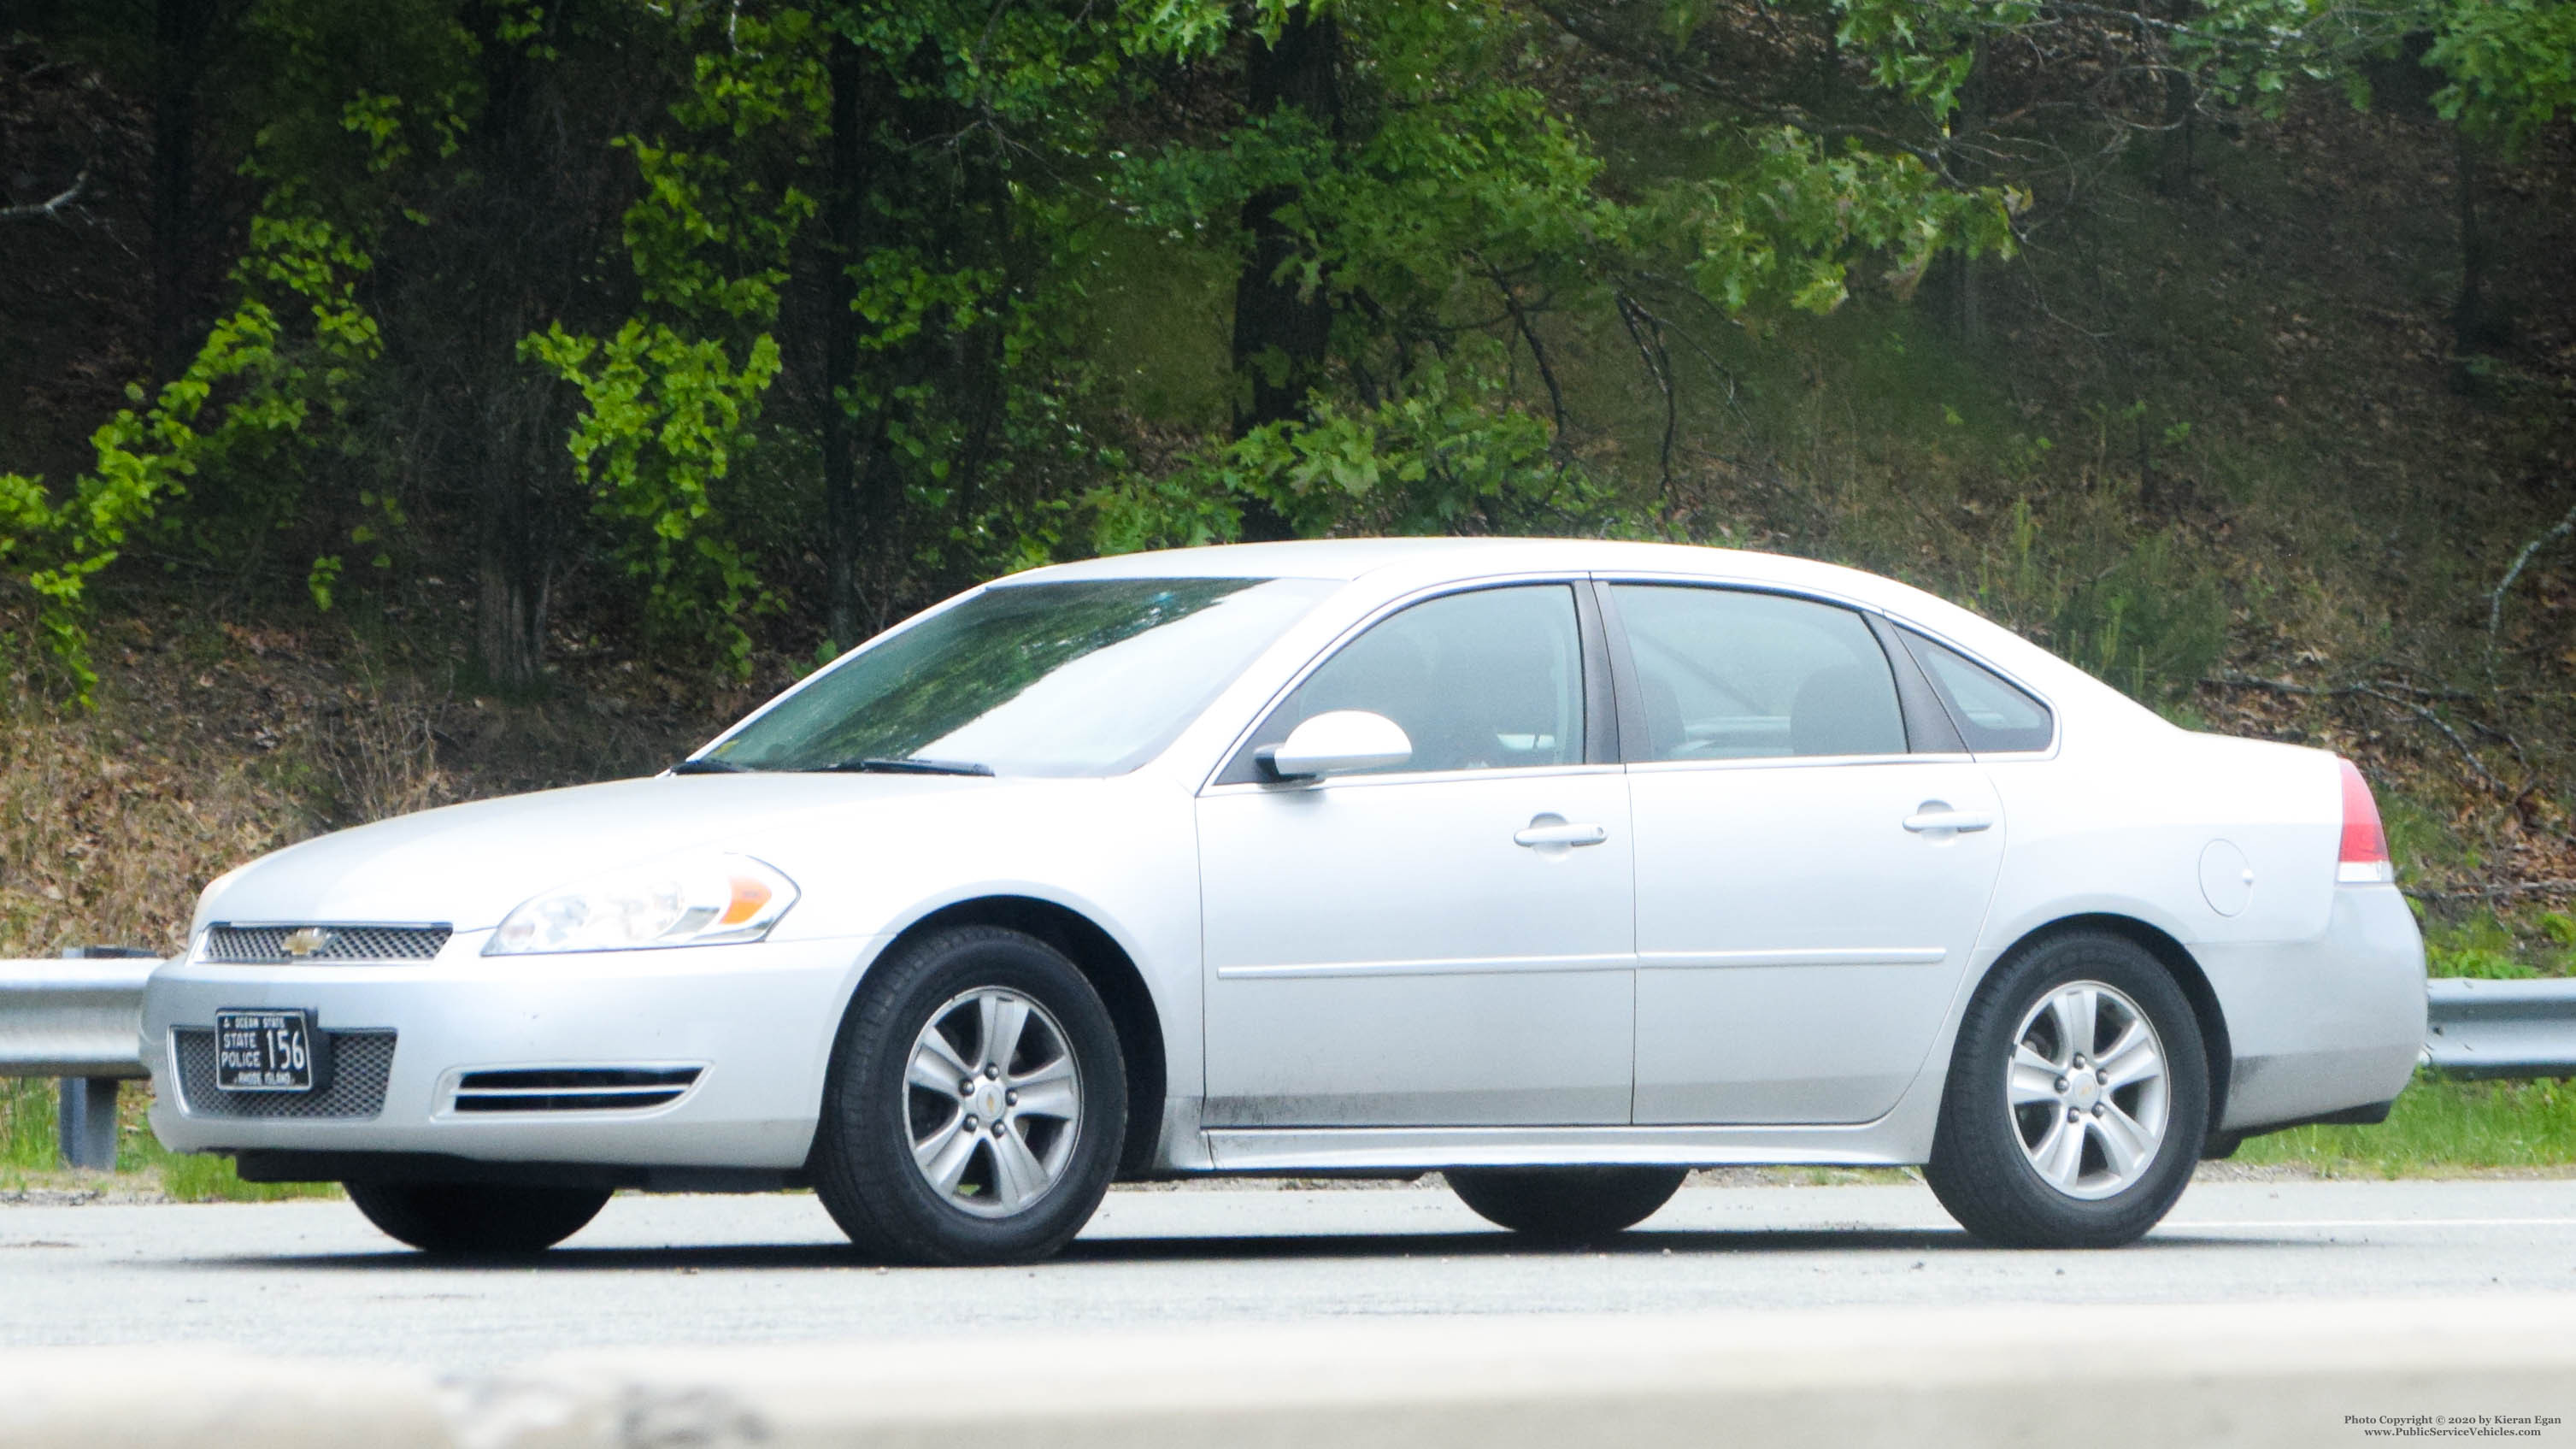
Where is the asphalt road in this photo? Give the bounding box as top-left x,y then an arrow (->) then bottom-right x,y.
4,1175 -> 2574,1369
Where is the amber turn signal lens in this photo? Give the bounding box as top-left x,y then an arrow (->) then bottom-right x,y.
720,875 -> 774,927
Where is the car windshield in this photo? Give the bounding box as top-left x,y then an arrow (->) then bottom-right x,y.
703,576 -> 1339,778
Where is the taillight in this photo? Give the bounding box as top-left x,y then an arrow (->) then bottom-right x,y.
2338,757 -> 2393,885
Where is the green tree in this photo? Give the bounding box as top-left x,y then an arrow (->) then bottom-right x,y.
1105,0 -> 2015,542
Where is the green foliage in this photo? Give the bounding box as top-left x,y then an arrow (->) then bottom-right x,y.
1664,128 -> 2018,318
2538,911 -> 2576,948
2410,904 -> 2576,981
0,211 -> 380,698
1104,0 -> 2020,562
2426,0 -> 2576,154
1185,352 -> 1583,537
1084,475 -> 1244,557
0,1079 -> 51,1173
2051,533 -> 2230,704
524,322 -> 783,675
0,0 -> 2420,691
524,0 -> 1142,655
1967,498 -> 2227,705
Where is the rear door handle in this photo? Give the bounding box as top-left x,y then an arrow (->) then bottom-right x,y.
1903,809 -> 1993,833
1514,822 -> 1609,847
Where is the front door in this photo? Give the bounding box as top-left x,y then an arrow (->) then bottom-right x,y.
1606,582 -> 2008,1125
1197,583 -> 1637,1128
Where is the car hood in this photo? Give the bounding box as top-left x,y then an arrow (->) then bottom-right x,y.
195,773 -> 992,934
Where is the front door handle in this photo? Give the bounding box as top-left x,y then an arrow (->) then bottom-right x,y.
1903,806 -> 1994,834
1514,822 -> 1609,848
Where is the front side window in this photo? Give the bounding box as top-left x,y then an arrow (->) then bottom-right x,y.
1250,584 -> 1585,776
1900,630 -> 2056,753
709,577 -> 1338,777
1611,585 -> 1907,762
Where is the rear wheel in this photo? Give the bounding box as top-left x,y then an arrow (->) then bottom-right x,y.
1447,1166 -> 1687,1242
344,1181 -> 610,1254
812,926 -> 1126,1266
1924,930 -> 2209,1248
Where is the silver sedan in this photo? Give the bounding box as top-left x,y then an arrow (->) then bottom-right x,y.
145,539 -> 2426,1262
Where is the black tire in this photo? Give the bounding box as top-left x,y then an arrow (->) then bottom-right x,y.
812,925 -> 1126,1266
1923,930 -> 2210,1249
344,1181 -> 610,1254
1446,1166 -> 1688,1242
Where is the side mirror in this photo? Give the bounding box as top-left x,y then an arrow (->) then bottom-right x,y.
1259,710 -> 1413,780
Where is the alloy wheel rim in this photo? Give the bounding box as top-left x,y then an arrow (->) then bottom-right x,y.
2006,979 -> 2169,1202
904,987 -> 1084,1219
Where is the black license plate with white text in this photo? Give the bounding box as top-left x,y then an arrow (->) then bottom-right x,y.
215,1009 -> 316,1092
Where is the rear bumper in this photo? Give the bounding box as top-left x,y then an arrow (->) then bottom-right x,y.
143,932 -> 883,1170
2198,885 -> 2427,1133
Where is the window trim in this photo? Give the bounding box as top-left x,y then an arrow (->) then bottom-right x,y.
1867,612 -> 1967,755
1201,576 -> 1607,792
1591,578 -> 1965,769
1893,624 -> 2061,758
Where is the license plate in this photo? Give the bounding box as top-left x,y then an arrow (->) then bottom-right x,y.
215,1009 -> 316,1092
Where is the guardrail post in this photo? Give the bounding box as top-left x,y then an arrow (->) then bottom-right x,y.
56,1076 -> 118,1171
48,946 -> 159,1172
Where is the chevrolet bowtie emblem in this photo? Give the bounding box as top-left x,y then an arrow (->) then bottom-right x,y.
279,927 -> 332,959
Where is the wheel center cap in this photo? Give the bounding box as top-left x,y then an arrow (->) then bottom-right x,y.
2068,1073 -> 2102,1110
978,1082 -> 1004,1119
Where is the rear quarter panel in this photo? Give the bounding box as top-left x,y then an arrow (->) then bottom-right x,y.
1973,722 -> 2423,1130
1977,729 -> 2342,960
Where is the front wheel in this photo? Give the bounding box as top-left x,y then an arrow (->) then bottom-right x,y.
344,1181 -> 610,1254
1924,931 -> 2210,1249
812,926 -> 1126,1266
1447,1166 -> 1687,1242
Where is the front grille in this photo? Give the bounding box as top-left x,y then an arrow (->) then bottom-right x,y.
173,1028 -> 397,1119
203,925 -> 451,964
453,1067 -> 702,1113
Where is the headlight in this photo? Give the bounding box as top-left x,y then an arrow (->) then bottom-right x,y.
485,852 -> 798,956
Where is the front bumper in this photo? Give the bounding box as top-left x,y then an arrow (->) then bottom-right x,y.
144,931 -> 885,1170
2200,884 -> 2428,1133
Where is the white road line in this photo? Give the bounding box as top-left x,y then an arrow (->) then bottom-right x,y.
2162,1218 -> 2576,1230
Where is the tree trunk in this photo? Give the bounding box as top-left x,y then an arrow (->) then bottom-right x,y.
150,0 -> 213,382
474,445 -> 550,691
2156,0 -> 2197,194
820,27 -> 867,650
474,380 -> 556,689
2453,125 -> 2501,366
1229,9 -> 1343,539
1928,38 -> 1988,344
465,0 -> 562,690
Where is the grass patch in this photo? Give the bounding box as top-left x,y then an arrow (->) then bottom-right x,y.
2405,901 -> 2576,980
0,1078 -> 335,1201
2235,1072 -> 2576,1175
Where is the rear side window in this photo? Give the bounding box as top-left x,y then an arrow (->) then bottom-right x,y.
1900,631 -> 2055,752
1609,585 -> 1906,761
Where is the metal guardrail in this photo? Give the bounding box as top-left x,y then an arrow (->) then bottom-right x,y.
2,950 -> 162,1170
2423,976 -> 2576,1078
3,963 -> 2573,1170
0,952 -> 160,1077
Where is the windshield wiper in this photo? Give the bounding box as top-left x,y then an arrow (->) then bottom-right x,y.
668,757 -> 752,775
809,757 -> 994,777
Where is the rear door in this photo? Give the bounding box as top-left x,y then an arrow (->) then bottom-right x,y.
1609,582 -> 2008,1125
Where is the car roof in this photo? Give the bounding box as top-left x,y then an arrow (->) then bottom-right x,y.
1005,537 -> 2151,729
1009,537 -> 1883,593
